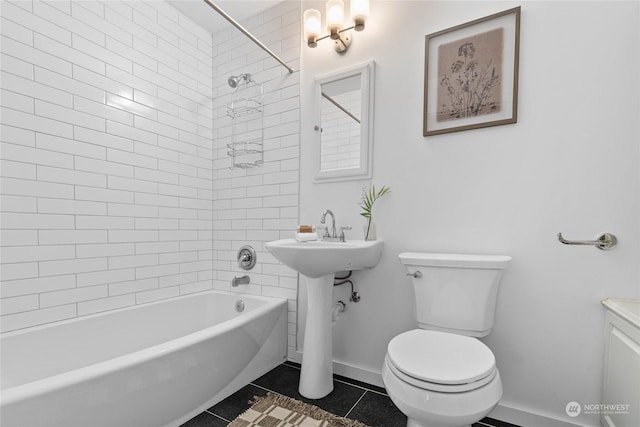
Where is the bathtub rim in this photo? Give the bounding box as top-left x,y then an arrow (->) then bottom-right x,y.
0,290 -> 287,407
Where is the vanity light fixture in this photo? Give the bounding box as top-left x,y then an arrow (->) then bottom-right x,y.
304,0 -> 369,54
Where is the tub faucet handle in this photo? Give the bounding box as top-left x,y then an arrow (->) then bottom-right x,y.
237,245 -> 257,270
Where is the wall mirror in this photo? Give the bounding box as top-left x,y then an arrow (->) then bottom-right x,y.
313,60 -> 375,182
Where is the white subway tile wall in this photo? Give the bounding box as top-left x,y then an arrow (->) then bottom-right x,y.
0,0 -> 216,332
1,0 -> 301,359
211,1 -> 300,360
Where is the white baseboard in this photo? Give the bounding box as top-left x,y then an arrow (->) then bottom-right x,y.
489,403 -> 584,427
287,348 -> 302,363
289,353 -> 586,427
332,358 -> 385,388
290,351 -> 384,388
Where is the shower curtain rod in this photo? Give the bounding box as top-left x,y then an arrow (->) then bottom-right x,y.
202,0 -> 295,74
322,92 -> 360,124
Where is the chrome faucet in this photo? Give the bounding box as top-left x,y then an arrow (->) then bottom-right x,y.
320,209 -> 336,238
320,210 -> 351,242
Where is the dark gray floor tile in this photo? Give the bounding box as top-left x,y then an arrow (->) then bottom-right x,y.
334,373 -> 388,395
252,363 -> 301,396
252,363 -> 366,417
346,391 -> 407,427
283,360 -> 300,369
284,361 -> 387,394
181,363 -> 520,427
207,383 -> 268,422
479,417 -> 521,427
179,411 -> 227,427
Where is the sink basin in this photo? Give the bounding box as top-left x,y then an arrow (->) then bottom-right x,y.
265,238 -> 384,278
265,237 -> 384,399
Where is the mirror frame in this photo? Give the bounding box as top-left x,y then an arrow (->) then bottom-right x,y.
313,60 -> 375,182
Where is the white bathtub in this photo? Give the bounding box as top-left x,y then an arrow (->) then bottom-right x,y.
0,290 -> 287,427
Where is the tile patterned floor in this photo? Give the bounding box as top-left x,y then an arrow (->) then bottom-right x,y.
181,361 -> 520,427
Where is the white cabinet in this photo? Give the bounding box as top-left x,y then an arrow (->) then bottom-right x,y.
601,298 -> 640,427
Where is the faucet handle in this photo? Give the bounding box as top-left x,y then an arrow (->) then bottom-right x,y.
316,225 -> 330,237
338,226 -> 352,242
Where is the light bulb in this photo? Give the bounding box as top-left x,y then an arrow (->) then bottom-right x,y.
350,0 -> 369,31
326,0 -> 344,39
303,9 -> 322,47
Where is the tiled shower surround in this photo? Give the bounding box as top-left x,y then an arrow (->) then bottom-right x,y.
210,1 -> 301,360
0,0 -> 300,357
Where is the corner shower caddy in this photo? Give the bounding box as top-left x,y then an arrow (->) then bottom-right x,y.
226,76 -> 264,169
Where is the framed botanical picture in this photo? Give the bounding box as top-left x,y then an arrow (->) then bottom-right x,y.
423,7 -> 521,136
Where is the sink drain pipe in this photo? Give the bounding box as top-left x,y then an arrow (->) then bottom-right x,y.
332,300 -> 346,325
333,271 -> 360,302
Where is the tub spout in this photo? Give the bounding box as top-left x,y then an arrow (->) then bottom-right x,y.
232,275 -> 250,287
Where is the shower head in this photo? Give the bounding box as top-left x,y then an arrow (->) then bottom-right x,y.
228,73 -> 251,88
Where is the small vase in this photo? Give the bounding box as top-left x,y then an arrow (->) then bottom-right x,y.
364,219 -> 377,241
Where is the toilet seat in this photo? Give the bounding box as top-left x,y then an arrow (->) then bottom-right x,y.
386,329 -> 497,393
385,354 -> 497,393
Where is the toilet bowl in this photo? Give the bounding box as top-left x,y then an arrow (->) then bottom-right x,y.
384,252 -> 511,427
382,329 -> 502,427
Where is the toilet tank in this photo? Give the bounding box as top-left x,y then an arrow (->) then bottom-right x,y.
399,252 -> 511,337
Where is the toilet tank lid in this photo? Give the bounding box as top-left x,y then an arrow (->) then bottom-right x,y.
398,252 -> 511,269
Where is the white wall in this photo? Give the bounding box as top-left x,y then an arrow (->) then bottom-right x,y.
0,0 -> 214,332
300,1 -> 639,426
210,1 -> 301,359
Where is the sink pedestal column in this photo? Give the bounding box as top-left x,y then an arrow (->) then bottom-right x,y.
299,274 -> 334,399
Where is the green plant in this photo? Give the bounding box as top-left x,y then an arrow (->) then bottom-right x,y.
359,184 -> 391,240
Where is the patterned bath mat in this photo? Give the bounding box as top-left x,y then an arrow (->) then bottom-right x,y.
227,392 -> 370,427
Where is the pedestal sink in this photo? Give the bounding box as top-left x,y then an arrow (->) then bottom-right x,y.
265,238 -> 383,399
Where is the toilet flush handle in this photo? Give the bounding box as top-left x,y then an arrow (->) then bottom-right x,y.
406,271 -> 422,279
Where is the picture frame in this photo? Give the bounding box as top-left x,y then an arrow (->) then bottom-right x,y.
423,7 -> 521,137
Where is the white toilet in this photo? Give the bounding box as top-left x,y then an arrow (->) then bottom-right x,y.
382,252 -> 511,427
